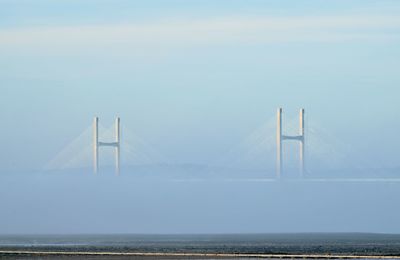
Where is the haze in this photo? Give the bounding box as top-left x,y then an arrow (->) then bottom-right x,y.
1,0 -> 400,234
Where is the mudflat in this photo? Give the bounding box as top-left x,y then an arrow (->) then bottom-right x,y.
2,233 -> 400,259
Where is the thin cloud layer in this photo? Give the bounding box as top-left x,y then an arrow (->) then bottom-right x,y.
1,15 -> 399,52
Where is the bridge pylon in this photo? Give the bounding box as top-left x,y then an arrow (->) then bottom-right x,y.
276,108 -> 305,178
93,117 -> 121,175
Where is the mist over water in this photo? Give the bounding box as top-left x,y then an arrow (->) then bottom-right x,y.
1,168 -> 400,234
1,100 -> 400,235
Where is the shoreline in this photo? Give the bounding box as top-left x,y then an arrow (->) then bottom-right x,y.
1,250 -> 400,259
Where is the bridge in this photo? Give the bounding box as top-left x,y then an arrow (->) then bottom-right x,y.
44,108 -> 385,180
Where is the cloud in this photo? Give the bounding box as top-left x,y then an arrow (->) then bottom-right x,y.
0,15 -> 399,53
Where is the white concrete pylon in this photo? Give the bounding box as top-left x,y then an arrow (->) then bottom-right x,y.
93,117 -> 121,175
276,108 -> 305,178
93,117 -> 99,174
276,108 -> 282,178
115,117 -> 120,175
299,108 -> 305,177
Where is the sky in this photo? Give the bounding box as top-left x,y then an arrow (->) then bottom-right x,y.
1,0 -> 400,234
1,0 -> 400,171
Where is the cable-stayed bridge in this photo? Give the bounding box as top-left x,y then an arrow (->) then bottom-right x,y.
45,110 -> 392,180
45,118 -> 168,173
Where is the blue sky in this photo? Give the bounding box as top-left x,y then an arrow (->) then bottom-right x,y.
1,0 -> 400,171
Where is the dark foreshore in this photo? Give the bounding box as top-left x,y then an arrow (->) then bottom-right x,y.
2,233 -> 400,259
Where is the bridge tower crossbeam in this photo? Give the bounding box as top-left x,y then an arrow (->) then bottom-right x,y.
93,117 -> 120,175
